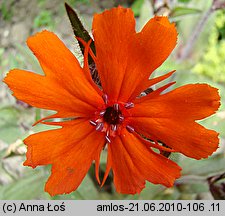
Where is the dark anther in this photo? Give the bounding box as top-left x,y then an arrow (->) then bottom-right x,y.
139,87 -> 154,97
126,125 -> 135,133
102,94 -> 108,104
105,135 -> 111,143
99,110 -> 106,116
119,115 -> 124,122
111,124 -> 117,131
96,122 -> 104,131
90,120 -> 97,126
113,103 -> 119,111
103,106 -> 122,125
124,102 -> 134,109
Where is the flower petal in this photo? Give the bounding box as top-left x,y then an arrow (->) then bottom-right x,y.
24,119 -> 89,167
93,7 -> 136,101
93,7 -> 177,102
109,129 -> 181,194
4,69 -> 102,118
27,30 -> 100,99
24,119 -> 105,196
119,16 -> 177,102
45,134 -> 105,196
4,30 -> 105,118
129,70 -> 176,100
130,118 -> 219,159
133,84 -> 220,120
129,84 -> 220,159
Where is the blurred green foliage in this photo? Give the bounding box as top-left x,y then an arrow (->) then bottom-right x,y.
34,11 -> 54,28
67,0 -> 90,5
0,0 -> 14,21
193,10 -> 225,82
131,0 -> 144,16
0,0 -> 225,200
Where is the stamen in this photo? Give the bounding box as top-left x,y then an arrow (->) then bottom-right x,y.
96,122 -> 104,131
106,130 -> 110,137
111,124 -> 117,131
102,94 -> 108,104
119,115 -> 124,122
99,110 -> 106,116
90,120 -> 97,126
126,125 -> 135,133
105,135 -> 111,143
124,102 -> 134,109
113,103 -> 119,111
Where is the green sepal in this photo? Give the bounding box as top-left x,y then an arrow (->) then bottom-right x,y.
65,3 -> 95,64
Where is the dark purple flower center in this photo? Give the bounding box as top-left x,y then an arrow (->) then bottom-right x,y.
103,106 -> 122,125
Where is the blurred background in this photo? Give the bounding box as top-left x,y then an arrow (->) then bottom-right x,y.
0,0 -> 225,200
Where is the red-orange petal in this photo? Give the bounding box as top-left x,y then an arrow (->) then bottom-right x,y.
78,38 -> 102,95
45,134 -> 105,196
109,129 -> 181,194
4,69 -> 101,118
93,7 -> 136,101
24,119 -> 105,196
119,16 -> 177,102
4,30 -> 105,118
130,118 -> 219,159
129,70 -> 176,100
27,30 -> 100,101
24,119 -> 89,167
93,7 -> 177,102
132,84 -> 220,120
129,84 -> 220,159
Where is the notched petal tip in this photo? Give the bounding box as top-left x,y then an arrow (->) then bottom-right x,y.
98,6 -> 133,17
153,16 -> 175,27
23,159 -> 37,169
23,137 -> 37,169
196,130 -> 220,160
26,29 -> 52,46
3,69 -> 19,86
195,84 -> 221,117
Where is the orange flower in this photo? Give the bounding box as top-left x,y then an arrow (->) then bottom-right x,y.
4,7 -> 220,196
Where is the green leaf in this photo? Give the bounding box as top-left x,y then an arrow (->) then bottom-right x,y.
128,183 -> 180,200
178,183 -> 209,194
65,2 -> 95,64
137,0 -> 153,31
76,174 -> 99,199
0,171 -> 47,199
0,107 -> 23,143
16,44 -> 43,75
174,71 -> 225,138
180,154 -> 225,176
0,106 -> 19,123
33,11 -> 54,28
171,6 -> 202,18
35,108 -> 41,122
154,187 -> 180,200
127,183 -> 165,200
178,0 -> 191,3
0,126 -> 23,145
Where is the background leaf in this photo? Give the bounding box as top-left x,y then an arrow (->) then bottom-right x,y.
170,6 -> 202,17
0,170 -> 48,200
